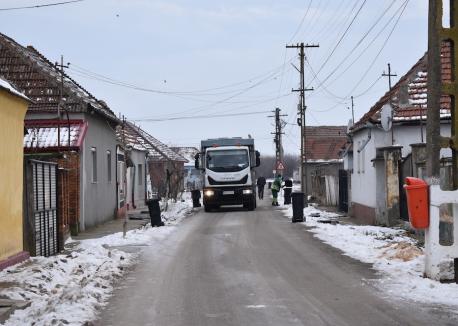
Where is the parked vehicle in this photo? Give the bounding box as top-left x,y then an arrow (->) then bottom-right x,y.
195,138 -> 260,212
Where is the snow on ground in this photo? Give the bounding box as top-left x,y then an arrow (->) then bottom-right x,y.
0,198 -> 194,326
281,203 -> 458,308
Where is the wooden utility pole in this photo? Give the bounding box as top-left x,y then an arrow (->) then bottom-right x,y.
286,42 -> 319,200
426,0 -> 443,181
269,108 -> 287,175
382,63 -> 397,145
55,55 -> 70,151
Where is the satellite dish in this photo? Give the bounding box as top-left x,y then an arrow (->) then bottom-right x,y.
347,119 -> 353,133
381,104 -> 393,131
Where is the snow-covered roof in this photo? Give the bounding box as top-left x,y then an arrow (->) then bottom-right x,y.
0,33 -> 118,123
353,42 -> 452,132
118,121 -> 187,162
24,119 -> 87,152
0,77 -> 29,101
170,147 -> 198,165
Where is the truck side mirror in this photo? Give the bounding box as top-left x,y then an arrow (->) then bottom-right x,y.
194,153 -> 200,169
255,151 -> 261,167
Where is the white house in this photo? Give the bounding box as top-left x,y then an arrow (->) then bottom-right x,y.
345,48 -> 452,226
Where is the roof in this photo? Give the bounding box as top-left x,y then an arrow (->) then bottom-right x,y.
305,126 -> 347,160
0,33 -> 118,123
118,121 -> 187,162
170,147 -> 198,165
0,76 -> 29,101
353,42 -> 452,131
24,119 -> 87,152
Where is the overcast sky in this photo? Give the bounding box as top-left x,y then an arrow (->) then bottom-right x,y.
1,0 -> 428,155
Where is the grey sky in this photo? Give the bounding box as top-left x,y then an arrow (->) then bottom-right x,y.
1,0 -> 428,155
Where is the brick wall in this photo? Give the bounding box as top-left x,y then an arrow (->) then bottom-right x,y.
47,153 -> 80,242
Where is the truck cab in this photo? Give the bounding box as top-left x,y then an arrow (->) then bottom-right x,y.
196,138 -> 260,212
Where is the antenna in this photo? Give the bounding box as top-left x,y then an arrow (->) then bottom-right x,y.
381,104 -> 393,131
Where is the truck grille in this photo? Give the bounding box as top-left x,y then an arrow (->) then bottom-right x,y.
208,175 -> 248,185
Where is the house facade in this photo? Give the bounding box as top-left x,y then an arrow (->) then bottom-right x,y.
346,47 -> 452,225
0,78 -> 30,269
120,121 -> 187,200
305,126 -> 347,206
0,33 -> 121,234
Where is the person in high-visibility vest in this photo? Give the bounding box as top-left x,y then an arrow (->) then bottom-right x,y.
271,175 -> 282,206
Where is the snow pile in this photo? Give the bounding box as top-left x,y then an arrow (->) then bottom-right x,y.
0,199 -> 193,326
282,205 -> 458,307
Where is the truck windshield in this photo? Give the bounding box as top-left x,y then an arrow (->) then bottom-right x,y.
206,149 -> 249,172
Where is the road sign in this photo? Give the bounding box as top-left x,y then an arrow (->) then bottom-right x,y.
276,161 -> 285,170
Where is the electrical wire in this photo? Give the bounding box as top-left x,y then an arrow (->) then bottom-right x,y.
288,0 -> 313,43
132,110 -> 271,122
345,0 -> 409,97
0,0 -> 84,11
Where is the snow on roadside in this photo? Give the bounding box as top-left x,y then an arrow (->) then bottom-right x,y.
0,198 -> 194,326
282,205 -> 458,308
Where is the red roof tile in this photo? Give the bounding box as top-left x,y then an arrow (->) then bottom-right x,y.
353,41 -> 452,131
304,126 -> 347,160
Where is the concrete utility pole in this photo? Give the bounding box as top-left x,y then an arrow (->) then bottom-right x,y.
286,42 -> 319,200
382,63 -> 397,145
269,108 -> 287,175
426,0 -> 443,181
350,96 -> 355,125
55,55 -> 71,151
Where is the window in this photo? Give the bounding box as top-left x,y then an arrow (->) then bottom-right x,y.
91,147 -> 97,182
107,150 -> 112,182
138,164 -> 143,185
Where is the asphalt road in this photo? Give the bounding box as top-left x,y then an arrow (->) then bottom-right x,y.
96,198 -> 458,326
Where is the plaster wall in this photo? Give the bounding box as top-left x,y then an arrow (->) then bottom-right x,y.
0,90 -> 28,262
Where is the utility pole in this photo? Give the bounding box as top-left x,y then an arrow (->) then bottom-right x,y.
350,96 -> 355,125
55,55 -> 70,152
426,0 -> 442,181
269,108 -> 287,176
286,42 -> 319,201
382,63 -> 397,145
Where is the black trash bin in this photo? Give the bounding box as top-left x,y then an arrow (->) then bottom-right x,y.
191,190 -> 201,207
291,192 -> 305,223
283,179 -> 293,205
146,198 -> 164,227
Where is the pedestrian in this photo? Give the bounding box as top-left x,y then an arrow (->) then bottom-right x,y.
256,176 -> 266,200
271,174 -> 282,206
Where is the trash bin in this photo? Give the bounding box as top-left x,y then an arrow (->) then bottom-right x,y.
268,181 -> 272,189
191,190 -> 202,208
404,177 -> 429,229
146,198 -> 164,227
283,179 -> 293,205
291,192 -> 304,223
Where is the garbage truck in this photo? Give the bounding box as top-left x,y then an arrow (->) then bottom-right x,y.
195,137 -> 260,212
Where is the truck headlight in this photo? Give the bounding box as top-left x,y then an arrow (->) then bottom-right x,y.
243,189 -> 253,195
204,190 -> 215,197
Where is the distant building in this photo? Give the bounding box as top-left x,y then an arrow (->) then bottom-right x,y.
170,147 -> 202,191
120,121 -> 188,199
305,126 -> 347,206
0,78 -> 30,269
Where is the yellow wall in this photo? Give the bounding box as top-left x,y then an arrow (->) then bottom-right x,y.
0,89 -> 28,262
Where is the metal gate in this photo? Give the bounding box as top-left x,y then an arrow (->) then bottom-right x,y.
338,169 -> 349,212
30,160 -> 59,257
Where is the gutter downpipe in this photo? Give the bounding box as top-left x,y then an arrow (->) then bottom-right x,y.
357,123 -> 373,153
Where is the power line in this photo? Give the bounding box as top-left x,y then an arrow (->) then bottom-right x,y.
0,0 -> 84,11
309,0 -> 367,83
131,110 -> 271,122
345,0 -> 409,97
288,0 -> 313,42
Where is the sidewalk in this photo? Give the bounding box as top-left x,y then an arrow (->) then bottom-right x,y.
73,207 -> 150,241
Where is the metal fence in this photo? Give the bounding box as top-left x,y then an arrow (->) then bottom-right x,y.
25,159 -> 59,257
